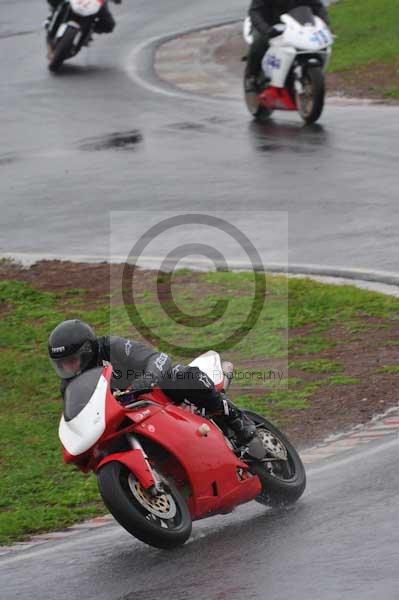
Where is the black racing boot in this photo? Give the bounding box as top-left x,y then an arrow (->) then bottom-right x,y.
44,13 -> 53,30
220,394 -> 257,445
244,75 -> 259,94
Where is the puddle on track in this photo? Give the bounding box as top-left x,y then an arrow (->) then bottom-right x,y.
78,130 -> 143,151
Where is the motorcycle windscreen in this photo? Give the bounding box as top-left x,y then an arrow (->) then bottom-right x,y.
287,6 -> 315,26
63,367 -> 104,421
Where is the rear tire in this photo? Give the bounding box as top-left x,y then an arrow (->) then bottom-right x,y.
48,26 -> 78,72
243,411 -> 306,507
97,461 -> 192,549
295,66 -> 325,124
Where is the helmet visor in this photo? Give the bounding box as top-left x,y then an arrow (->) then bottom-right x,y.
50,343 -> 94,379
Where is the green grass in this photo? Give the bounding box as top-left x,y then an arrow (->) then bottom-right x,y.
326,375 -> 360,386
329,0 -> 399,72
1,272 -> 399,544
290,359 -> 344,374
384,88 -> 399,100
376,365 -> 399,374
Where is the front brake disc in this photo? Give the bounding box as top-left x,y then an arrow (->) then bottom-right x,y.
128,474 -> 177,519
257,428 -> 288,460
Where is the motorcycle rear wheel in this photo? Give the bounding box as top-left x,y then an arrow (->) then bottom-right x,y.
243,410 -> 306,507
48,26 -> 78,72
97,461 -> 192,549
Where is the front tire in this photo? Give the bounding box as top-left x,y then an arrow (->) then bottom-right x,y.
243,411 -> 306,507
97,461 -> 192,549
48,26 -> 78,72
295,66 -> 325,124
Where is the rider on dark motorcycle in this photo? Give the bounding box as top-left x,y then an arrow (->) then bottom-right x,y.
45,0 -> 121,34
245,0 -> 330,92
48,319 -> 257,444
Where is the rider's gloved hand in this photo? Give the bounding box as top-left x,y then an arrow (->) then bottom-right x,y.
117,376 -> 157,406
113,0 -> 122,4
130,375 -> 157,396
268,23 -> 286,38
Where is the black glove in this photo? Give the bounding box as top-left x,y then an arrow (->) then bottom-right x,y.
113,0 -> 122,4
130,375 -> 157,396
117,376 -> 156,406
268,23 -> 286,38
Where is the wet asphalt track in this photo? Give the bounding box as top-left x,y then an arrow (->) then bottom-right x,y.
1,1 -> 399,598
1,437 -> 399,600
1,0 -> 399,270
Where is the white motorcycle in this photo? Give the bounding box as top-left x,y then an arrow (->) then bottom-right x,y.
243,6 -> 334,123
46,0 -> 119,72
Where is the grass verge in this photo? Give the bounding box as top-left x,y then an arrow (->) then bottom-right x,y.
329,0 -> 399,98
1,266 -> 399,544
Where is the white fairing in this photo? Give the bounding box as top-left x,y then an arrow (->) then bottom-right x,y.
189,351 -> 224,386
279,14 -> 332,52
262,45 -> 297,88
59,373 -> 107,456
69,0 -> 103,17
243,13 -> 333,88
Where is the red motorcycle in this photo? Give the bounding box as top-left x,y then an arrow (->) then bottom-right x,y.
59,351 -> 306,548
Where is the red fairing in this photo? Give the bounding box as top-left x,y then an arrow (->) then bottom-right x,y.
259,86 -> 297,111
61,366 -> 262,521
62,446 -> 92,472
96,450 -> 156,489
129,400 -> 261,519
63,446 -> 80,464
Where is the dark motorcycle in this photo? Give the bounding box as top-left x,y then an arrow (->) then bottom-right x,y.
46,0 -> 119,72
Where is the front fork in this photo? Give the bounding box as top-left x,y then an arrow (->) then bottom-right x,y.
127,434 -> 165,496
293,58 -> 325,94
47,1 -> 70,40
47,3 -> 93,52
293,64 -> 304,95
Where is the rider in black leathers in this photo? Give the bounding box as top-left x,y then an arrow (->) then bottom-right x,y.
48,320 -> 256,444
245,0 -> 330,91
46,0 -> 120,33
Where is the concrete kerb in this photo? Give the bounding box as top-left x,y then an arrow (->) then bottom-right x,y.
126,19 -> 242,103
4,252 -> 399,289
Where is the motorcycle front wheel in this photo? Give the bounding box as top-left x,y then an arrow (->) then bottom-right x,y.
97,461 -> 192,549
48,26 -> 78,72
295,66 -> 325,124
243,410 -> 306,507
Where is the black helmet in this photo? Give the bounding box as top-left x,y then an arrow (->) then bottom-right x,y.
48,319 -> 98,379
